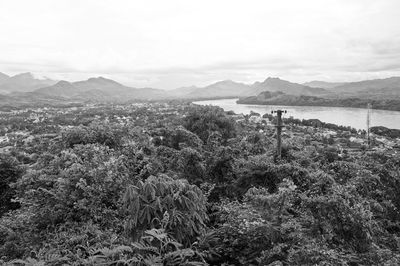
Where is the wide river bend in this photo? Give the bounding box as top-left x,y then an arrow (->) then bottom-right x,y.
193,98 -> 400,130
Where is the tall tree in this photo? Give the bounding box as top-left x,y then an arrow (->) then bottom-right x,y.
0,155 -> 22,216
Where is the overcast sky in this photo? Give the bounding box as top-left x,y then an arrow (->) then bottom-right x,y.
1,0 -> 400,89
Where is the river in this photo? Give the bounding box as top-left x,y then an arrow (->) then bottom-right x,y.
193,98 -> 400,130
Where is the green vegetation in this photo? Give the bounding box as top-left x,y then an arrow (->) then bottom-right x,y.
1,102 -> 400,265
0,155 -> 22,216
238,91 -> 400,111
371,126 -> 400,138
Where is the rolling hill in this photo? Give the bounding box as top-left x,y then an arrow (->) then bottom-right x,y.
237,90 -> 400,111
34,77 -> 168,101
332,77 -> 400,92
2,71 -> 400,105
168,78 -> 328,99
305,77 -> 400,98
0,72 -> 9,83
251,77 -> 328,96
303,80 -> 346,89
0,72 -> 56,93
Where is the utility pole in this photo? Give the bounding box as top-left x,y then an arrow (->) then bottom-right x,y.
271,109 -> 287,159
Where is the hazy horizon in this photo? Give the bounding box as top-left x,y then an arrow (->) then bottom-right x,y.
2,0 -> 400,89
3,70 -> 400,91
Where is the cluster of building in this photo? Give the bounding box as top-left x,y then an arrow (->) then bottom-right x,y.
231,111 -> 400,156
1,102 -> 400,159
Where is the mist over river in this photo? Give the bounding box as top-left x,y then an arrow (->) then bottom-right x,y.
193,98 -> 400,130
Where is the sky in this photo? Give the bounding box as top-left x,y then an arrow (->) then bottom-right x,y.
1,0 -> 400,89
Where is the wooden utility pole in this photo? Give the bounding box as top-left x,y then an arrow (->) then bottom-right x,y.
271,109 -> 287,159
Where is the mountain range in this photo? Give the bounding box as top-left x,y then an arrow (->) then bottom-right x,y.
237,90 -> 400,112
303,77 -> 400,97
302,81 -> 346,89
0,72 -> 56,94
169,77 -> 330,99
34,78 -> 166,101
0,72 -> 400,104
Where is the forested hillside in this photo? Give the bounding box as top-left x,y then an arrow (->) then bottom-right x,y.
1,102 -> 400,265
238,91 -> 400,111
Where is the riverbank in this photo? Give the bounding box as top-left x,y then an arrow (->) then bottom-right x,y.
237,92 -> 400,112
193,98 -> 400,130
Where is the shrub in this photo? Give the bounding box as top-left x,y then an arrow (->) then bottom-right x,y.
2,225 -> 207,266
124,175 -> 208,245
13,144 -> 134,229
184,105 -> 236,143
62,121 -> 125,149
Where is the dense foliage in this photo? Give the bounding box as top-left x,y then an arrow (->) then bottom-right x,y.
1,102 -> 400,265
0,155 -> 22,216
238,91 -> 400,111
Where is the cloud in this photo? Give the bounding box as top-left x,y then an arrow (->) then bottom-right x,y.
1,0 -> 400,88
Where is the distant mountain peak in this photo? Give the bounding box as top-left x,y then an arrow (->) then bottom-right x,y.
262,77 -> 290,85
0,72 -> 9,83
12,72 -> 34,79
55,80 -> 71,85
0,72 -> 56,92
218,79 -> 235,83
53,80 -> 74,87
86,76 -> 123,86
34,80 -> 75,96
264,77 -> 281,81
251,76 -> 327,96
88,76 -> 107,81
207,79 -> 247,87
302,80 -> 346,89
208,80 -> 240,86
0,72 -> 10,78
87,76 -> 112,81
